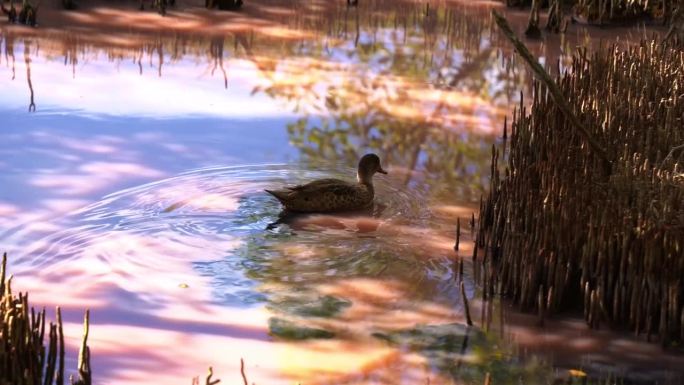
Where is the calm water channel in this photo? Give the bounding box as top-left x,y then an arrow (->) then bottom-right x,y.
1,0 -> 682,384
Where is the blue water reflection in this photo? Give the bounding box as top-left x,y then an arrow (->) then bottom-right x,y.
0,1 -> 682,383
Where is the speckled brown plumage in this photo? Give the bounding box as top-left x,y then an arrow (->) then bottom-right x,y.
265,154 -> 387,213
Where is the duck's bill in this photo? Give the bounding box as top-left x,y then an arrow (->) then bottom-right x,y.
378,167 -> 388,174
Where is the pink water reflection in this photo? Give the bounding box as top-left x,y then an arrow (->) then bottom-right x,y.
12,225 -> 467,385
1,0 -> 681,384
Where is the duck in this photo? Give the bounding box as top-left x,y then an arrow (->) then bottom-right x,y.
265,153 -> 387,213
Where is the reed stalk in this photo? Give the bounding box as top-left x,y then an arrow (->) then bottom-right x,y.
0,252 -> 92,385
480,14 -> 684,346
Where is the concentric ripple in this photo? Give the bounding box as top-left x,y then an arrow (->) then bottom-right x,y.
7,164 -> 455,309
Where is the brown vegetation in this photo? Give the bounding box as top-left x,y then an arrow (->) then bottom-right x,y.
478,19 -> 684,346
0,252 -> 92,385
508,0 -> 681,34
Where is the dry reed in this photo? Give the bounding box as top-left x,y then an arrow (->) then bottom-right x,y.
0,252 -> 92,385
479,16 -> 684,346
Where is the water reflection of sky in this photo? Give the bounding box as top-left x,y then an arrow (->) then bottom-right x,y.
0,22 -> 492,383
1,45 -> 294,118
0,114 -> 295,221
1,1 -> 682,384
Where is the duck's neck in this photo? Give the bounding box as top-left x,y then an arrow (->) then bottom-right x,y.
357,171 -> 374,187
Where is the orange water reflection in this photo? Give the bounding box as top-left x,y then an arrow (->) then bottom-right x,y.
1,0 -> 681,384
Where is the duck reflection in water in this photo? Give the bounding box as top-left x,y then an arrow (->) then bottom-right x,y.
265,202 -> 386,233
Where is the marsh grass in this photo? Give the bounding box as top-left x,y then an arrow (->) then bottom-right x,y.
478,35 -> 684,346
0,252 -> 91,385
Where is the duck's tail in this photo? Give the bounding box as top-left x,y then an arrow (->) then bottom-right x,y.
264,189 -> 290,204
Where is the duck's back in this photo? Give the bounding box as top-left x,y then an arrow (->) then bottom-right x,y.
267,178 -> 374,212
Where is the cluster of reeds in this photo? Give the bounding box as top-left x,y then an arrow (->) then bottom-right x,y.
478,18 -> 684,346
510,0 -> 681,35
571,0 -> 674,25
523,0 -> 565,37
0,252 -> 92,385
1,0 -> 38,26
1,251 -> 227,384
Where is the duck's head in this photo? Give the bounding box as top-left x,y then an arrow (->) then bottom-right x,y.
357,153 -> 387,184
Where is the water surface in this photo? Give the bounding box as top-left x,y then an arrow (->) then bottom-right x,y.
1,1 -> 681,384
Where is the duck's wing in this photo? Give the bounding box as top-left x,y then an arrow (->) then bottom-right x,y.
288,178 -> 349,192
266,179 -> 353,203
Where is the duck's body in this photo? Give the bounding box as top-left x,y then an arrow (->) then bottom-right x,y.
266,178 -> 374,212
266,154 -> 387,213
